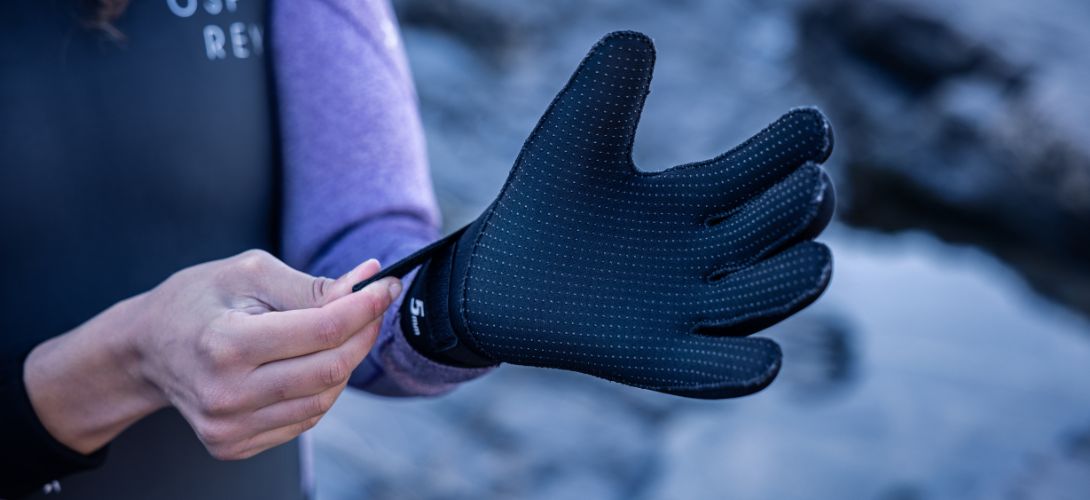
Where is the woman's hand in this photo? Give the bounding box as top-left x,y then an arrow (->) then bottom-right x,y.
24,250 -> 399,460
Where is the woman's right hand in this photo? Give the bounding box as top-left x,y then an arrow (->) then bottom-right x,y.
25,250 -> 400,460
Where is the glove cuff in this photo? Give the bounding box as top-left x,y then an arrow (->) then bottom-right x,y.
399,239 -> 498,368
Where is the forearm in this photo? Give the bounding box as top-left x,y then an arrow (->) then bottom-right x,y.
23,293 -> 164,455
274,0 -> 493,396
275,0 -> 440,273
0,294 -> 162,497
305,215 -> 437,280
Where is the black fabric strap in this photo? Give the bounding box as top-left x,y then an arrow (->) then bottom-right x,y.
398,241 -> 497,368
350,224 -> 496,367
351,224 -> 468,292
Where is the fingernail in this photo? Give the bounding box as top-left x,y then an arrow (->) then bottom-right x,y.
387,279 -> 402,300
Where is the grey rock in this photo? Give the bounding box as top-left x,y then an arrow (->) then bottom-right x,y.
795,0 -> 1090,314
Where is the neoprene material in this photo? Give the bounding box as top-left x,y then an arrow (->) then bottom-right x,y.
355,31 -> 836,399
1,2 -> 303,498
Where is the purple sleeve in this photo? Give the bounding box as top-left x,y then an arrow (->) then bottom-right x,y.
271,0 -> 491,396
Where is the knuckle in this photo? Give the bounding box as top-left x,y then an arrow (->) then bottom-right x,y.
197,328 -> 243,369
196,420 -> 234,448
211,343 -> 242,369
206,446 -> 231,461
314,316 -> 344,348
311,277 -> 332,305
368,289 -> 392,318
208,444 -> 246,461
234,249 -> 273,273
207,445 -> 234,461
306,395 -> 325,417
231,447 -> 260,460
369,294 -> 387,319
199,388 -> 237,416
271,380 -> 291,403
317,390 -> 337,414
296,416 -> 321,436
323,357 -> 350,387
303,390 -> 336,420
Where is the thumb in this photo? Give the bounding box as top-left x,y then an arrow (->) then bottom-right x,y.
308,259 -> 383,308
262,258 -> 382,311
526,31 -> 655,161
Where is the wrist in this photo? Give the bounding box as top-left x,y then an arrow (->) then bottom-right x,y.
24,294 -> 167,455
111,292 -> 169,409
399,246 -> 497,368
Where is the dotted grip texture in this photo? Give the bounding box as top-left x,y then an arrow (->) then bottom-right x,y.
436,31 -> 835,399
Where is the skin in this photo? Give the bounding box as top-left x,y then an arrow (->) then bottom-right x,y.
23,250 -> 400,460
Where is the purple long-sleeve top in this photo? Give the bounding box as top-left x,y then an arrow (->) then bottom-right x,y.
272,0 -> 490,396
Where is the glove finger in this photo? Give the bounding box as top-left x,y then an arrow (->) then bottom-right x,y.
614,335 -> 784,400
695,241 -> 832,337
490,325 -> 782,400
797,168 -> 837,241
652,107 -> 833,207
656,336 -> 783,399
595,336 -> 783,400
698,163 -> 832,270
524,31 -> 655,170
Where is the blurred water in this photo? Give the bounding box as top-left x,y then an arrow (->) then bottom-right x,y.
650,227 -> 1090,500
311,227 -> 1090,500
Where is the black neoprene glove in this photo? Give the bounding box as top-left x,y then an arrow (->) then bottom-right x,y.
355,31 -> 835,399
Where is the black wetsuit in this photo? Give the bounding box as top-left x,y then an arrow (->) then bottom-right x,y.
0,1 -> 302,498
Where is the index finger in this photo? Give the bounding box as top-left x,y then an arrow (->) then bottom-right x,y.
234,277 -> 400,364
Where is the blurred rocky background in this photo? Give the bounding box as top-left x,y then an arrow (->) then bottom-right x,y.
311,0 -> 1090,499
